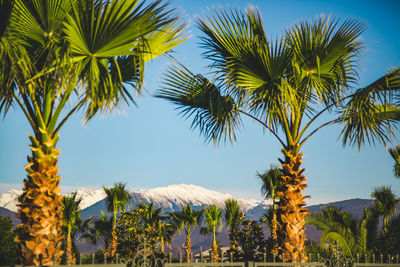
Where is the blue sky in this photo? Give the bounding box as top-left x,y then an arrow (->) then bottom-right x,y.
1,0 -> 399,204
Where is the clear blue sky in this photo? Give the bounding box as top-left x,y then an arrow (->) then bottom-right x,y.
1,0 -> 399,204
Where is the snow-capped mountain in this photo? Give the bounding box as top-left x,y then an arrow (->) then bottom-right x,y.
0,189 -> 22,212
0,187 -> 106,212
132,184 -> 266,212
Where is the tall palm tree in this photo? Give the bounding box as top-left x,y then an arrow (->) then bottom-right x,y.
371,186 -> 400,233
169,204 -> 203,263
201,205 -> 223,262
257,165 -> 282,254
306,206 -> 379,259
156,6 -> 400,261
61,192 -> 82,265
388,145 -> 400,178
224,198 -> 243,257
103,182 -> 131,259
0,0 -> 185,264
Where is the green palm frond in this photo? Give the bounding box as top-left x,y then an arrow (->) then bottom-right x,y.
388,144 -> 400,178
257,165 -> 282,202
340,67 -> 400,148
203,205 -> 223,232
157,64 -> 240,143
169,204 -> 203,235
103,182 -> 131,214
224,198 -> 243,229
0,0 -> 13,37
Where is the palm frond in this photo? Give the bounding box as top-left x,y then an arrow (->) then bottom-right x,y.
156,64 -> 240,144
340,67 -> 400,149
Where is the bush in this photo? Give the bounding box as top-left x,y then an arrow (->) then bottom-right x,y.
0,216 -> 20,265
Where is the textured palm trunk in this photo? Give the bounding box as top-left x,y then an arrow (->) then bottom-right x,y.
185,234 -> 191,263
277,148 -> 308,263
16,133 -> 64,265
271,209 -> 278,255
160,239 -> 165,254
66,233 -> 73,265
107,227 -> 118,262
211,238 -> 219,263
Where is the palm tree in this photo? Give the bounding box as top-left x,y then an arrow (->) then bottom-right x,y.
61,192 -> 82,265
103,182 -> 131,259
224,198 -> 243,257
201,205 -> 223,262
257,165 -> 282,254
0,0 -> 185,264
155,218 -> 176,254
169,204 -> 203,263
371,186 -> 400,233
81,212 -> 113,250
306,206 -> 379,259
388,145 -> 400,178
156,6 -> 400,261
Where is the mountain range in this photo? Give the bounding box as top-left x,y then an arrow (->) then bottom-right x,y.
0,184 -> 378,254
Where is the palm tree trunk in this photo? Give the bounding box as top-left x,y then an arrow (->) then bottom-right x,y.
185,233 -> 191,263
107,225 -> 118,262
16,133 -> 64,265
277,148 -> 309,263
66,231 -> 72,265
212,232 -> 219,263
271,206 -> 278,255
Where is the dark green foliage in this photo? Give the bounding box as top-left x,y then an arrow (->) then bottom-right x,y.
376,214 -> 400,255
0,216 -> 20,265
235,219 -> 267,261
116,209 -> 159,259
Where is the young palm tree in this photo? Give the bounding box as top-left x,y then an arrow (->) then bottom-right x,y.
157,6 -> 400,261
103,182 -> 131,259
371,186 -> 400,233
201,205 -> 223,262
388,145 -> 400,178
0,0 -> 185,264
257,165 -> 282,254
169,204 -> 203,263
224,198 -> 243,257
306,206 -> 379,259
61,192 -> 82,265
81,212 -> 113,250
155,218 -> 176,254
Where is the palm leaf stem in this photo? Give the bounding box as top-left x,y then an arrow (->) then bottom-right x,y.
13,93 -> 36,130
239,110 -> 285,147
299,118 -> 342,146
53,98 -> 86,136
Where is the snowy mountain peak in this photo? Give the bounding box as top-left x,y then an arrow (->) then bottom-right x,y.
0,188 -> 106,212
131,184 -> 266,211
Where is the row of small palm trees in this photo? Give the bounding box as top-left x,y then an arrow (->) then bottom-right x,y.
60,182 -> 247,264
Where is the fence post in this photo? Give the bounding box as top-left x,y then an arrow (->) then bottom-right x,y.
263,252 -> 266,263
396,255 -> 399,264
317,253 -> 320,263
79,253 -> 82,265
116,253 -> 119,264
273,253 -> 276,263
372,254 -> 375,264
365,253 -> 368,263
91,253 -> 95,264
104,252 -> 107,264
389,254 -> 391,264
169,252 -> 172,263
308,253 -> 311,262
282,253 -> 285,263
209,251 -> 212,262
230,252 -> 233,263
356,253 -> 359,263
53,254 -> 56,265
381,254 -> 383,264
179,252 -> 182,263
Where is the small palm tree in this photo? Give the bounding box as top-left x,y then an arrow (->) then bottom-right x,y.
306,206 -> 379,259
81,212 -> 113,250
61,193 -> 82,264
155,218 -> 176,254
371,186 -> 400,233
169,204 -> 203,263
202,205 -> 223,262
257,165 -> 282,254
103,182 -> 131,259
388,145 -> 400,178
224,198 -> 243,257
